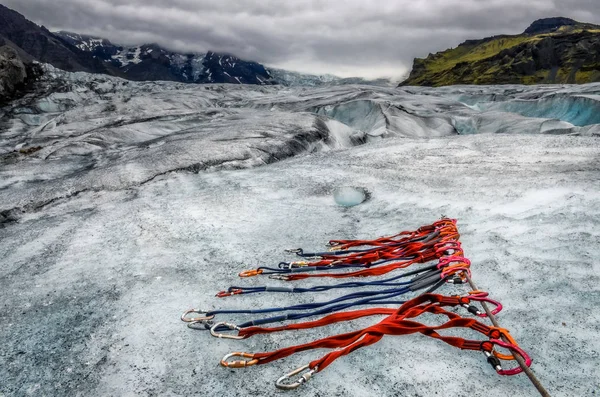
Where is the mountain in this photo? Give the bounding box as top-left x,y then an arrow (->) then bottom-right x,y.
0,4 -> 386,88
53,31 -> 274,85
402,17 -> 600,86
56,31 -> 398,87
0,3 -> 274,85
0,4 -> 114,74
55,30 -> 399,87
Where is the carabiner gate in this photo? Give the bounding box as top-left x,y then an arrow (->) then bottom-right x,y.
187,319 -> 214,330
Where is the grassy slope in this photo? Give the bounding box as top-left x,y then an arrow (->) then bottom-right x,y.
424,36 -> 538,73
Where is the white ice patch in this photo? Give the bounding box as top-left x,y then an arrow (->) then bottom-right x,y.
333,186 -> 367,207
111,46 -> 143,66
323,119 -> 364,149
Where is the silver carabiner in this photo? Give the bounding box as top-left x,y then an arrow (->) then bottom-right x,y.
210,321 -> 244,339
181,309 -> 214,323
275,364 -> 317,390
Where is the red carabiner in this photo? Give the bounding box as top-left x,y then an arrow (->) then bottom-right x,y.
437,255 -> 471,269
489,338 -> 532,376
468,292 -> 503,317
215,289 -> 243,298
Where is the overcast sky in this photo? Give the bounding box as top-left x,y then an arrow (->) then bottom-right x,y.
4,0 -> 600,79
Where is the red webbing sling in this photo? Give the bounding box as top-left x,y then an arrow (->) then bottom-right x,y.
221,293 -> 530,377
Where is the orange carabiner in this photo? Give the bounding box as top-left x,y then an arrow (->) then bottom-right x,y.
468,290 -> 487,297
220,352 -> 259,368
490,327 -> 520,360
238,269 -> 263,278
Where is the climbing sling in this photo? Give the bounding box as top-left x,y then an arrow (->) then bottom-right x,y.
218,293 -> 528,389
181,219 -> 533,390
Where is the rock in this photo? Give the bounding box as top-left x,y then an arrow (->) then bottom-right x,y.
524,17 -> 578,35
0,45 -> 26,102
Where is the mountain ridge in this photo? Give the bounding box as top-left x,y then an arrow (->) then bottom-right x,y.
0,4 -> 276,85
55,31 -> 394,87
52,30 -> 275,85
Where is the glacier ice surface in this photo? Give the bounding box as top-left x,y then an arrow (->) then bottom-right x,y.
0,66 -> 599,396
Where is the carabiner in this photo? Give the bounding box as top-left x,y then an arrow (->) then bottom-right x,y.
215,289 -> 243,298
434,241 -> 463,256
275,364 -> 317,390
441,266 -> 471,280
181,309 -> 215,323
488,328 -> 520,361
488,338 -> 532,376
239,269 -> 263,278
468,293 -> 503,317
437,255 -> 471,269
187,319 -> 214,330
220,352 -> 258,368
210,322 -> 244,339
278,262 -> 292,269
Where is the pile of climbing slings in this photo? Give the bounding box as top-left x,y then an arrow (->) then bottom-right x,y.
181,219 -> 532,390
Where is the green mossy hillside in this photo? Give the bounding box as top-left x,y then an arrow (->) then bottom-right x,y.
402,19 -> 600,86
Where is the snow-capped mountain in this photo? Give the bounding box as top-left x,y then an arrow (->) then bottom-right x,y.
54,31 -> 119,61
1,3 -> 389,88
54,31 -> 115,54
54,31 -> 396,87
54,31 -> 275,85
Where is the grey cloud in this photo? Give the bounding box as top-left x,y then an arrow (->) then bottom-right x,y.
3,0 -> 600,78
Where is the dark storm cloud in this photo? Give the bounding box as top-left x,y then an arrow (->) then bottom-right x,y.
3,0 -> 600,78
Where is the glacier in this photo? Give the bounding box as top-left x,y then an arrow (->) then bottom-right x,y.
0,65 -> 599,396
